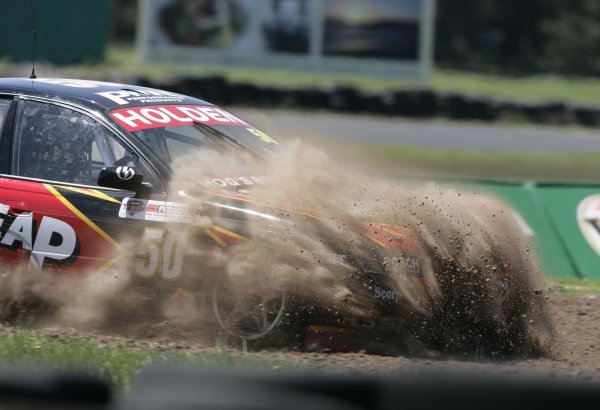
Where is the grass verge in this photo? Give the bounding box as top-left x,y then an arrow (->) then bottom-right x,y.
549,279 -> 600,294
325,141 -> 600,182
430,70 -> 600,105
0,328 -> 291,391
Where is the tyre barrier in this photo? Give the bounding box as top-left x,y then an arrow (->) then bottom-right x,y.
135,75 -> 600,126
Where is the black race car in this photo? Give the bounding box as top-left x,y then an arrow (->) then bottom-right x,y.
0,78 -> 551,355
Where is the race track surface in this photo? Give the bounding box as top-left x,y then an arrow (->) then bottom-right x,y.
33,291 -> 600,382
286,292 -> 600,380
237,109 -> 600,153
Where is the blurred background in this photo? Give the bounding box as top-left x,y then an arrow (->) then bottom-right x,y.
4,0 -> 599,74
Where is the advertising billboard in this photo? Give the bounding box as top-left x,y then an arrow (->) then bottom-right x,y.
138,0 -> 436,81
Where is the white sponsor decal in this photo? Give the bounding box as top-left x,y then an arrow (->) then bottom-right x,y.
116,166 -> 135,181
97,89 -> 185,106
199,176 -> 267,189
382,255 -> 421,276
136,228 -> 184,280
307,250 -> 348,265
110,105 -> 248,131
577,195 -> 600,256
0,203 -> 77,269
119,198 -> 192,223
374,286 -> 400,303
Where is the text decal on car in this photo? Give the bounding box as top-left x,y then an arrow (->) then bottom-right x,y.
119,198 -> 192,223
110,105 -> 248,132
0,203 -> 77,270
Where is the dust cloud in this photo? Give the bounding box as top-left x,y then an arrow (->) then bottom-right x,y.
0,140 -> 553,356
168,140 -> 553,355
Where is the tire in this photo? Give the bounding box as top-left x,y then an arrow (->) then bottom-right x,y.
211,274 -> 287,341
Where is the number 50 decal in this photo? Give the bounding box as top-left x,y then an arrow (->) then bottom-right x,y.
136,228 -> 185,280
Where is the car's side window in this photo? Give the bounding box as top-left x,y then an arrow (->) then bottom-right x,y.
12,100 -> 151,187
0,99 -> 10,131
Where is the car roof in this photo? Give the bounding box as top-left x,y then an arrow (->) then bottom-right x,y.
0,78 -> 210,112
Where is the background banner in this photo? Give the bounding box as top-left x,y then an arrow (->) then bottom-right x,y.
465,180 -> 600,280
137,0 -> 436,81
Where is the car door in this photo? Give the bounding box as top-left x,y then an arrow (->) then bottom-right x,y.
0,98 -> 162,272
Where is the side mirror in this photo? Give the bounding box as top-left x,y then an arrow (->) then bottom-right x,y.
97,166 -> 152,199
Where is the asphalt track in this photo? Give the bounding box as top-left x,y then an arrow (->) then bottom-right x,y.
237,109 -> 600,153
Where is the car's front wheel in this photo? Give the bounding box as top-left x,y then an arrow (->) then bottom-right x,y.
211,274 -> 287,343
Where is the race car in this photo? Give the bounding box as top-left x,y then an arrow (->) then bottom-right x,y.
0,78 -> 551,355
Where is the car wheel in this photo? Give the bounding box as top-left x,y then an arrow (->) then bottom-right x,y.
211,275 -> 287,342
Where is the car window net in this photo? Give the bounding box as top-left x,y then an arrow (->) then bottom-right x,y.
13,101 -> 145,186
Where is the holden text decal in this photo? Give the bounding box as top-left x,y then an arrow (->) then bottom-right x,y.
110,105 -> 248,132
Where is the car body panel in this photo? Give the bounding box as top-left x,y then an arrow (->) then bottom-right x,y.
0,178 -> 123,270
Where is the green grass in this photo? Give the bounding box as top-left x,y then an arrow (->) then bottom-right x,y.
0,329 -> 292,391
0,330 -> 152,390
549,279 -> 600,293
430,70 -> 600,105
324,141 -> 600,182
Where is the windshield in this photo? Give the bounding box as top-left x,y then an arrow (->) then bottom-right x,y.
110,104 -> 278,165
